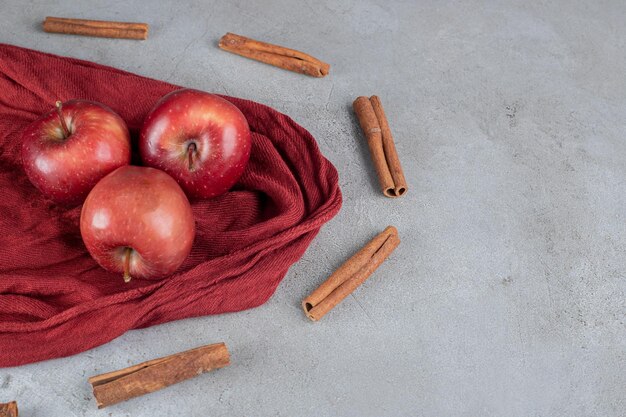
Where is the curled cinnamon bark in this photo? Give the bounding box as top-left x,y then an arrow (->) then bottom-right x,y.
302,226 -> 400,321
0,402 -> 18,417
353,96 -> 408,197
43,17 -> 149,40
88,342 -> 230,408
219,33 -> 330,77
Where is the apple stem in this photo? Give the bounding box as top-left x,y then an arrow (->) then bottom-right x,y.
55,101 -> 71,138
188,142 -> 197,170
123,247 -> 132,283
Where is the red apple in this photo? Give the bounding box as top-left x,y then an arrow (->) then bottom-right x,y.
80,165 -> 195,283
139,89 -> 251,199
21,100 -> 131,205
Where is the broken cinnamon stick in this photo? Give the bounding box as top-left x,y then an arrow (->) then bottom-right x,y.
353,96 -> 408,197
43,17 -> 149,40
0,402 -> 18,417
88,342 -> 230,408
218,32 -> 330,77
302,226 -> 400,321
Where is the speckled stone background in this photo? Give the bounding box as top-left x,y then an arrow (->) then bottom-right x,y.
1,0 -> 625,416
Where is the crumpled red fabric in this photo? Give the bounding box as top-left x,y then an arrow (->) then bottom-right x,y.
0,43 -> 341,367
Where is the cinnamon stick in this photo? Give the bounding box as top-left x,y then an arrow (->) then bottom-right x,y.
88,342 -> 230,408
302,226 -> 400,321
0,402 -> 17,417
218,33 -> 330,77
353,96 -> 408,197
43,17 -> 149,40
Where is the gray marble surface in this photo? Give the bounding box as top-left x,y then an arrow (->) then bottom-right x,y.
1,0 -> 625,416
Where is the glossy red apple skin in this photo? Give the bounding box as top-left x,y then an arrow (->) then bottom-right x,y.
80,166 -> 195,282
139,89 -> 251,199
21,100 -> 131,206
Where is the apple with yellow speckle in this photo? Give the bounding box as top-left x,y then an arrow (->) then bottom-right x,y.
139,89 -> 251,199
80,165 -> 195,282
21,100 -> 131,205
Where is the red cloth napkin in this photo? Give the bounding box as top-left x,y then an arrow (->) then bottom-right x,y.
0,43 -> 341,367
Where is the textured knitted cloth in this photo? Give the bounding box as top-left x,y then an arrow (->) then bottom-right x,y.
0,43 -> 341,367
